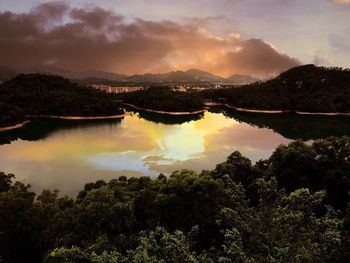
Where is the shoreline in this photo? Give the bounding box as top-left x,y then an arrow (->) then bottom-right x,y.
123,103 -> 205,115
26,114 -> 126,120
205,102 -> 350,116
0,120 -> 30,132
2,103 -> 350,133
0,114 -> 125,132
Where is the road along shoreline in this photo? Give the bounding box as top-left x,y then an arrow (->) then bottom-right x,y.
205,102 -> 350,116
0,121 -> 31,132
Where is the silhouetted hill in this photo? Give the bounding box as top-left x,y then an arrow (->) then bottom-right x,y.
72,70 -> 127,81
0,74 -> 123,127
119,86 -> 205,112
162,71 -> 198,82
126,69 -> 226,83
127,71 -> 198,83
206,65 -> 350,112
185,69 -> 225,82
0,65 -> 19,82
0,65 -> 127,81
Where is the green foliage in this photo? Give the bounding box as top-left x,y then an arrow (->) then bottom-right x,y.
44,247 -> 91,263
0,179 -> 42,262
0,172 -> 14,191
219,228 -> 255,263
1,137 -> 350,262
126,227 -> 198,263
218,179 -> 342,263
269,137 -> 350,209
340,201 -> 350,262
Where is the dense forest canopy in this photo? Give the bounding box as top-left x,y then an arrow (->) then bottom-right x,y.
0,137 -> 349,262
117,86 -> 205,112
203,65 -> 350,112
0,74 -> 123,127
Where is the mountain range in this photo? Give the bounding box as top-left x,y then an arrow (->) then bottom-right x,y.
0,65 -> 257,85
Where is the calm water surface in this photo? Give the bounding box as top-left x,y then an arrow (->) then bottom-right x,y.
1,108 -> 350,196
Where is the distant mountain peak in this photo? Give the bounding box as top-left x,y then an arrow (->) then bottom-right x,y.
226,74 -> 258,85
184,68 -> 225,81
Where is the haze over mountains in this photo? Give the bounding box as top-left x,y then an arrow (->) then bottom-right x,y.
226,74 -> 259,85
0,65 -> 258,85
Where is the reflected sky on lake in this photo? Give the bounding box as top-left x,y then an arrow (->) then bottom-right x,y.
0,111 -> 292,195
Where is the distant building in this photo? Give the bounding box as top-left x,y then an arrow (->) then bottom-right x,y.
89,84 -> 145,94
171,85 -> 188,92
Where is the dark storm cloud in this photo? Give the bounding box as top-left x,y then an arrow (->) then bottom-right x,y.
70,7 -> 123,29
33,1 -> 69,21
0,2 -> 299,77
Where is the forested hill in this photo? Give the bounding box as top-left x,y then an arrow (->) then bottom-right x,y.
206,65 -> 350,112
118,86 -> 205,112
0,74 -> 123,127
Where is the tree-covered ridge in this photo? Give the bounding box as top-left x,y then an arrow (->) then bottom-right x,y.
1,137 -> 349,262
0,74 -> 124,127
118,86 -> 205,112
205,65 -> 350,112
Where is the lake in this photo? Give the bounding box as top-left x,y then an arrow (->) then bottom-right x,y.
1,107 -> 350,196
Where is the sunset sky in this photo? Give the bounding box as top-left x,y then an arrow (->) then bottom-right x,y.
0,0 -> 349,78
